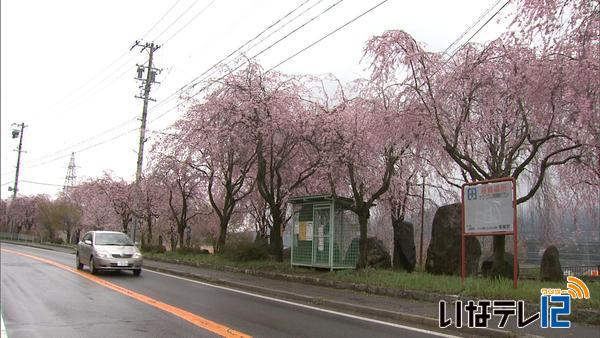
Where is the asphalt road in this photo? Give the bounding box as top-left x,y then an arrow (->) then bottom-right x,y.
0,243 -> 456,338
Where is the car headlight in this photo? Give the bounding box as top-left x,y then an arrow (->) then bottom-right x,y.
96,251 -> 111,259
133,252 -> 142,258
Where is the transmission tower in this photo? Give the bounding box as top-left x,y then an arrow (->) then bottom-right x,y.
63,152 -> 77,194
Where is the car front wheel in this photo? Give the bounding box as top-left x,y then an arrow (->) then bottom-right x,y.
89,256 -> 97,275
75,252 -> 83,270
133,269 -> 141,276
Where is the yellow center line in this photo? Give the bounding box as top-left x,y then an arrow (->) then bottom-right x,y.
1,248 -> 251,338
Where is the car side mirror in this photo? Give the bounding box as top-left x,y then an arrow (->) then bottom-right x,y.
134,241 -> 140,247
84,239 -> 92,245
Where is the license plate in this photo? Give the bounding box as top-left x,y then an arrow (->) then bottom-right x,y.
117,261 -> 128,267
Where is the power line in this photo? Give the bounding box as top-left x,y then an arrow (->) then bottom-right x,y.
439,0 -> 511,72
20,179 -> 65,188
126,0 -> 327,121
149,0 -> 319,110
54,59 -> 136,115
223,0 -> 326,67
140,0 -> 184,39
153,0 -> 202,41
22,126 -> 141,171
15,0 -> 312,169
181,0 -> 317,91
187,0 -> 348,98
252,0 -> 345,65
48,0 -> 191,115
192,0 -> 342,93
162,0 -> 218,46
25,116 -> 138,165
267,0 -> 389,73
441,0 -> 503,56
48,49 -> 131,110
14,102 -> 182,172
12,0 -> 343,171
2,1 -> 219,175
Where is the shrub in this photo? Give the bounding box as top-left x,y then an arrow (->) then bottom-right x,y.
224,241 -> 269,262
50,237 -> 64,245
176,246 -> 210,255
143,244 -> 166,254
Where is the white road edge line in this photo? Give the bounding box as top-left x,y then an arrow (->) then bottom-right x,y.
1,311 -> 8,338
146,269 -> 458,338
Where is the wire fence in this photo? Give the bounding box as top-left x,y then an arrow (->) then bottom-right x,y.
0,231 -> 41,242
563,265 -> 600,279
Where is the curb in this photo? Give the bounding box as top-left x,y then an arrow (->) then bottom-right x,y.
0,240 -> 76,254
147,255 -> 600,326
144,264 -> 518,338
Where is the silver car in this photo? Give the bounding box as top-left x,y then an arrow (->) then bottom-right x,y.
76,231 -> 143,276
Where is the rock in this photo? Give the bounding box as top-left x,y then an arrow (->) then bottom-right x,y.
540,245 -> 563,281
393,220 -> 416,272
366,237 -> 392,268
425,203 -> 481,275
481,252 -> 519,279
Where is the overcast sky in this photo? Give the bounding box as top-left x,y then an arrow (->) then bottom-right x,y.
1,0 -> 509,200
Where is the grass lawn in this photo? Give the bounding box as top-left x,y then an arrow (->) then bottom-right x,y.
328,269 -> 599,310
144,251 -> 599,310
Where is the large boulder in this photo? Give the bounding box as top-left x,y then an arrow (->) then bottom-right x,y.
481,252 -> 519,279
540,245 -> 563,281
366,237 -> 392,268
425,203 -> 481,275
393,220 -> 416,272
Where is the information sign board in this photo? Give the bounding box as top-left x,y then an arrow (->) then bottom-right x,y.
463,180 -> 515,235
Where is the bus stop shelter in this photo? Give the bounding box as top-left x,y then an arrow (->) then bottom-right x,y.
288,195 -> 360,270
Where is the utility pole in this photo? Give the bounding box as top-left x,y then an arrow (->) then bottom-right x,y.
10,123 -> 27,200
131,40 -> 161,243
63,152 -> 77,194
132,40 -> 161,183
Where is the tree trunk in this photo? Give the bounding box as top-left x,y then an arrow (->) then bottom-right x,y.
356,210 -> 369,269
170,232 -> 177,252
178,223 -> 185,249
491,235 -> 506,277
121,214 -> 129,234
48,227 -> 55,242
215,221 -> 228,254
146,215 -> 153,246
73,229 -> 81,244
269,208 -> 284,261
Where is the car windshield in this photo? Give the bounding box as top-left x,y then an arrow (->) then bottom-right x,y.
95,233 -> 133,246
